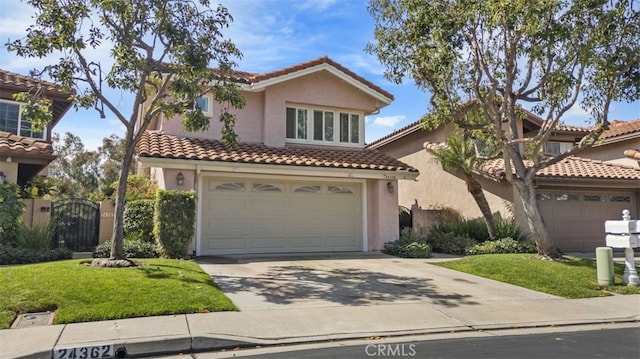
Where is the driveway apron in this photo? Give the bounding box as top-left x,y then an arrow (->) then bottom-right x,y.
197,253 -> 558,311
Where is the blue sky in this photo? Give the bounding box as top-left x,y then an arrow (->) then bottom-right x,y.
1,0 -> 638,150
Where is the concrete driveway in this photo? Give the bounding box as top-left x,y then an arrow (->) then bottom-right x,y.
197,253 -> 558,311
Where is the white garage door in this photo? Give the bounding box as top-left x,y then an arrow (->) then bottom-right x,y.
200,176 -> 363,255
537,190 -> 637,252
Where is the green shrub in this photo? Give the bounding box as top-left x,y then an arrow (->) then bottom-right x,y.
466,238 -> 537,255
154,190 -> 196,258
123,199 -> 155,242
0,184 -> 25,245
494,218 -> 529,242
0,244 -> 71,265
16,221 -> 56,251
427,232 -> 476,255
92,240 -> 160,258
384,227 -> 432,258
430,218 -> 489,242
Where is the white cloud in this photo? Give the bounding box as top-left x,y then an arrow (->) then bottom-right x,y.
564,104 -> 590,119
371,115 -> 405,127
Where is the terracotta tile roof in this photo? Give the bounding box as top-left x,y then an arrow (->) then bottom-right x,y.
624,149 -> 640,160
367,119 -> 423,148
477,156 -> 640,181
0,131 -> 54,156
367,106 -> 591,149
601,119 -> 640,140
555,123 -> 591,133
138,131 -> 418,173
0,68 -> 69,95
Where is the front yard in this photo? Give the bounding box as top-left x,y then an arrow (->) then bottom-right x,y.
0,259 -> 237,329
435,254 -> 640,298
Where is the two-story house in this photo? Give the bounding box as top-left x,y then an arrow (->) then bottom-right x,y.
0,69 -> 72,187
136,57 -> 418,256
368,112 -> 640,253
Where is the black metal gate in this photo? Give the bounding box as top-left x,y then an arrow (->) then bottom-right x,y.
399,206 -> 412,232
52,199 -> 100,251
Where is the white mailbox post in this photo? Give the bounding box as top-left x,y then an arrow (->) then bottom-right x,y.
604,210 -> 639,286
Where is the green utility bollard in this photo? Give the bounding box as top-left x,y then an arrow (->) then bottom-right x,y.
596,247 -> 614,286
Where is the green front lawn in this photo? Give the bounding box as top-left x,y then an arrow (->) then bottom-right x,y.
0,259 -> 237,329
435,254 -> 640,298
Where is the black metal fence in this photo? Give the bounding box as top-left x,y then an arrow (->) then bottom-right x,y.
51,199 -> 100,251
399,206 -> 412,233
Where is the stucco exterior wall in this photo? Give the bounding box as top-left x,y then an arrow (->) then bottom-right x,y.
581,139 -> 639,168
375,126 -> 513,224
154,71 -> 382,149
0,162 -> 18,184
261,71 -> 383,148
366,179 -> 399,250
160,91 -> 265,143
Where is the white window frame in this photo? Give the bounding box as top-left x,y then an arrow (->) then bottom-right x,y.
194,94 -> 213,117
545,141 -> 573,155
0,99 -> 46,140
286,104 -> 363,147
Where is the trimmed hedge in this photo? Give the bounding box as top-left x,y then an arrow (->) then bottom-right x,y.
154,190 -> 196,258
466,238 -> 537,255
123,199 -> 155,242
92,240 -> 159,258
0,244 -> 72,265
384,227 -> 432,258
427,231 -> 477,255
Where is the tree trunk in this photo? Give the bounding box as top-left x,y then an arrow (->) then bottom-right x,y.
467,179 -> 497,241
515,181 -> 561,259
109,133 -> 137,260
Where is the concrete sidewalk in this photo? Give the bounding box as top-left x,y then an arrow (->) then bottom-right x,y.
2,256 -> 639,359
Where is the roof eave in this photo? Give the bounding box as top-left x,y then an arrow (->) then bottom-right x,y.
137,156 -> 419,181
245,63 -> 393,106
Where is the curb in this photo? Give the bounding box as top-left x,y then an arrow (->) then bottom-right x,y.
15,317 -> 635,359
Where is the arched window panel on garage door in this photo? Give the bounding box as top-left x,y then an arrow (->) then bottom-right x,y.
252,183 -> 284,192
214,182 -> 245,191
293,185 -> 322,193
328,185 -> 355,194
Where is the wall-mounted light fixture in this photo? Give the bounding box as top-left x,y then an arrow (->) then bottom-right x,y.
386,181 -> 394,193
0,171 -> 5,185
176,172 -> 185,186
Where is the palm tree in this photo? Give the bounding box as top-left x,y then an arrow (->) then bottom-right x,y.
426,131 -> 497,240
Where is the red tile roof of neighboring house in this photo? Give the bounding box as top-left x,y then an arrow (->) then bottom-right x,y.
0,68 -> 69,96
138,131 -> 418,173
477,156 -> 640,181
555,123 -> 591,133
425,140 -> 640,181
367,107 -> 593,149
0,131 -> 54,156
624,149 -> 640,160
601,119 -> 640,140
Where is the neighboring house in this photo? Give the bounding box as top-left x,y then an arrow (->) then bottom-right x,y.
0,69 -> 72,187
368,114 -> 640,253
136,57 -> 418,256
579,119 -> 640,168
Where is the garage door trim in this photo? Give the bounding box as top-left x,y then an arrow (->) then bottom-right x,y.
196,172 -> 368,255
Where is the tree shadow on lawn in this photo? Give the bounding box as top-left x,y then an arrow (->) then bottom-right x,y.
138,264 -> 218,288
211,264 -> 478,307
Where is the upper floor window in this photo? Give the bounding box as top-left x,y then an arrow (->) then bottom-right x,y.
286,106 -> 361,146
545,141 -> 573,155
193,94 -> 213,117
0,100 -> 44,139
